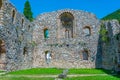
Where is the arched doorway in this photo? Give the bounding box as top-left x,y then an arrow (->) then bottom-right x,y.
59,12 -> 74,38
0,39 -> 6,70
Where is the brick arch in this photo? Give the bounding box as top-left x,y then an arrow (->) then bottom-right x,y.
0,0 -> 2,9
56,9 -> 76,19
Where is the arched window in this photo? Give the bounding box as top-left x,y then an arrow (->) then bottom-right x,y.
60,12 -> 74,38
23,47 -> 27,56
44,28 -> 49,39
0,0 -> 2,9
12,9 -> 16,23
65,29 -> 69,38
0,39 -> 6,54
83,26 -> 91,36
82,49 -> 89,60
22,18 -> 24,27
28,25 -> 30,31
45,51 -> 52,64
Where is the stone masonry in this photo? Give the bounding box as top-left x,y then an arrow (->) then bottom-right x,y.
0,0 -> 120,71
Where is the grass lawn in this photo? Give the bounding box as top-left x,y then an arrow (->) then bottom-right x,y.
7,68 -> 111,75
0,68 -> 119,80
0,77 -> 54,80
65,75 -> 120,80
0,70 -> 4,73
8,68 -> 63,75
69,68 -> 111,74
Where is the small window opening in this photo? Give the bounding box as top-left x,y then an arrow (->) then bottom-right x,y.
45,51 -> 52,64
44,28 -> 49,39
83,26 -> 91,36
82,49 -> 89,60
12,9 -> 16,23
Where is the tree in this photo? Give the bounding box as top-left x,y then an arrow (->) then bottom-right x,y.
23,0 -> 33,22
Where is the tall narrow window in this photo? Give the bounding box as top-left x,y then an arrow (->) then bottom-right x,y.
12,9 -> 16,23
45,51 -> 52,64
83,26 -> 91,36
0,0 -> 2,9
44,28 -> 49,39
23,47 -> 27,56
22,18 -> 24,27
65,29 -> 69,38
28,25 -> 30,31
82,50 -> 89,60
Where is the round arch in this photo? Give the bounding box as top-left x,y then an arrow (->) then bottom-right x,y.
59,12 -> 74,38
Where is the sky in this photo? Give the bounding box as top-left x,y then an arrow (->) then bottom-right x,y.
10,0 -> 120,19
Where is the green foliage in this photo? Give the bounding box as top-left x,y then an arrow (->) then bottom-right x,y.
23,0 -> 33,22
102,9 -> 120,22
99,24 -> 109,43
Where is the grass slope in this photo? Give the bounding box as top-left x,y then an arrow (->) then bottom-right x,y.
102,9 -> 120,22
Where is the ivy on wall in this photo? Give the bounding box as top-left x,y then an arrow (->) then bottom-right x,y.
99,24 -> 109,43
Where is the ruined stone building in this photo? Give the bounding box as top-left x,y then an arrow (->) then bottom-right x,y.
0,0 -> 120,71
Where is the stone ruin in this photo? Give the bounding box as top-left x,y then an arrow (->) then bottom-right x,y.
0,0 -> 120,71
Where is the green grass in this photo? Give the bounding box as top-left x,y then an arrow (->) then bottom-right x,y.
0,70 -> 5,73
0,68 -> 119,80
8,68 -> 111,75
0,77 -> 54,80
8,68 -> 63,75
65,75 -> 120,80
69,68 -> 111,74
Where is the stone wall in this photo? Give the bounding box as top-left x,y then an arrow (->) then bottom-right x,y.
0,0 -> 33,71
0,0 -> 120,71
33,9 -> 101,68
101,20 -> 120,70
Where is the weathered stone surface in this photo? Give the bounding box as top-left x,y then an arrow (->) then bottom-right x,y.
0,0 -> 120,71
